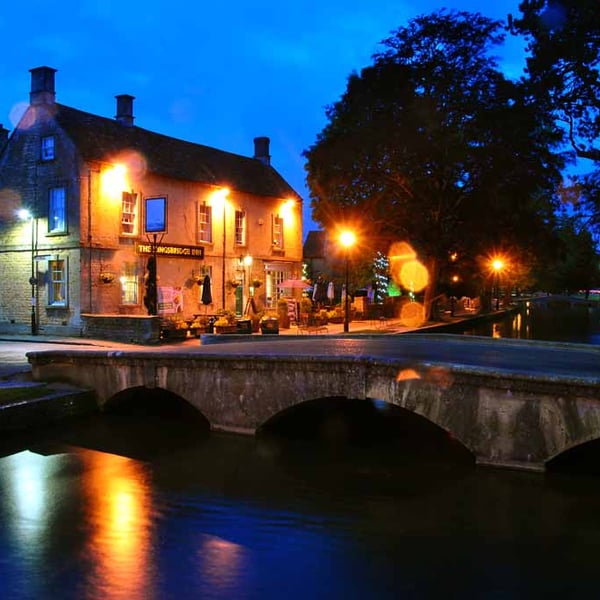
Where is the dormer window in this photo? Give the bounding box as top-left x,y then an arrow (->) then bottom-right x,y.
41,136 -> 55,161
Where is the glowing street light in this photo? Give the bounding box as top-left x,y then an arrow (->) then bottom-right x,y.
18,208 -> 37,335
339,230 -> 356,333
492,258 -> 504,310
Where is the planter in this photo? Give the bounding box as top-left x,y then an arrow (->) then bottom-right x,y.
260,316 -> 279,335
215,325 -> 238,334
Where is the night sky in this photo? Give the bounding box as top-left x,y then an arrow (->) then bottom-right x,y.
0,1 -> 525,235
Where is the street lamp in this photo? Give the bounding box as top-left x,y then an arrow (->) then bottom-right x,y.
18,208 -> 37,335
339,230 -> 356,333
492,258 -> 504,310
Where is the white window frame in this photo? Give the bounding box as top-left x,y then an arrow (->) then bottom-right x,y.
121,191 -> 137,235
48,186 -> 67,234
41,136 -> 55,161
48,258 -> 67,306
120,262 -> 139,305
198,202 -> 212,243
272,214 -> 284,249
235,209 -> 246,246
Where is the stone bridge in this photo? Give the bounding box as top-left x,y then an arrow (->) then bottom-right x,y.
27,334 -> 600,472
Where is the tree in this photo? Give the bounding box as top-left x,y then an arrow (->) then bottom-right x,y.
512,0 -> 600,228
304,10 -> 563,318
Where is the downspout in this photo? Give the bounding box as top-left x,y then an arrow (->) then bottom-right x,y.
87,169 -> 93,312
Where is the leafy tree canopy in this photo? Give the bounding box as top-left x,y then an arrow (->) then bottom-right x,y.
512,0 -> 600,228
304,10 -> 563,314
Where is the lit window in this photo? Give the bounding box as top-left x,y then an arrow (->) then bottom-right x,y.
48,259 -> 67,306
272,214 -> 284,249
235,210 -> 246,246
121,192 -> 137,235
48,187 -> 66,233
41,136 -> 55,161
198,203 -> 212,243
120,262 -> 138,304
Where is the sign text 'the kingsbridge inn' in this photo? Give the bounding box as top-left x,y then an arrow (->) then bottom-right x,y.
136,242 -> 204,259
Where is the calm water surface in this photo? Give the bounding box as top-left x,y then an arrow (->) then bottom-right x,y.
463,301 -> 600,345
1,412 -> 600,599
1,303 -> 600,599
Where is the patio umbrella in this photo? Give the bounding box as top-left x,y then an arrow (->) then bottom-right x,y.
312,277 -> 328,306
327,281 -> 335,303
278,279 -> 311,290
201,274 -> 212,311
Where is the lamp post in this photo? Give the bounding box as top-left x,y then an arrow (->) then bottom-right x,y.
339,230 -> 356,333
492,258 -> 504,310
18,209 -> 37,335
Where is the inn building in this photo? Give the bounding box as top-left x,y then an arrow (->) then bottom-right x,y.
0,67 -> 303,339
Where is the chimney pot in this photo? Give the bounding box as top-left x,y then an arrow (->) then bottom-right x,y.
253,136 -> 271,166
115,94 -> 135,127
29,66 -> 57,105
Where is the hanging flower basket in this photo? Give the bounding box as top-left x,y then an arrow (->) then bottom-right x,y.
99,272 -> 115,284
252,280 -> 262,288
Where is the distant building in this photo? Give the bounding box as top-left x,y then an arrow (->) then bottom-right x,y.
303,230 -> 329,280
0,66 -> 302,339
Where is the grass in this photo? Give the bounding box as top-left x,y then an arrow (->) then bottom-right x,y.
0,385 -> 53,405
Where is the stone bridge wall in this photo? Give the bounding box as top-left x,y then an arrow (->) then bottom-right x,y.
28,350 -> 600,472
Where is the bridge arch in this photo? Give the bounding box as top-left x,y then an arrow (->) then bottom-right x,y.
103,385 -> 211,431
256,395 -> 475,464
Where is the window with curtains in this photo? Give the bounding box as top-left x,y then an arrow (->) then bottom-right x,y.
198,203 -> 212,243
120,262 -> 139,304
235,209 -> 246,246
121,192 -> 138,235
48,186 -> 66,233
272,214 -> 284,249
48,259 -> 67,306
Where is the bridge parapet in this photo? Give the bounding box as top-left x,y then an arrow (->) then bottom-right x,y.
27,338 -> 600,472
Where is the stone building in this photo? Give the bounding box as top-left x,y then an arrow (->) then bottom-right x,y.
0,67 -> 302,339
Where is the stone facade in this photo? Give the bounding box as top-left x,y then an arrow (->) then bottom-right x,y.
0,67 -> 303,338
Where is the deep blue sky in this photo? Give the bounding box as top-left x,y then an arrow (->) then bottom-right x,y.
0,1 -> 525,235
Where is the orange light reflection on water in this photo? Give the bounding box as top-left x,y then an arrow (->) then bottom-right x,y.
199,536 -> 246,593
80,451 -> 153,599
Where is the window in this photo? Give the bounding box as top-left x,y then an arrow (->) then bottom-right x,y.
121,191 -> 137,235
48,259 -> 67,306
48,186 -> 66,233
120,262 -> 138,304
198,203 -> 212,243
272,214 -> 284,249
41,136 -> 55,161
235,210 -> 246,246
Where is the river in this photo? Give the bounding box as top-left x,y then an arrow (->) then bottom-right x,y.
1,302 -> 599,598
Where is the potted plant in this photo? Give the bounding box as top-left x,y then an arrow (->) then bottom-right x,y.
277,298 -> 290,329
252,279 -> 262,288
214,309 -> 238,333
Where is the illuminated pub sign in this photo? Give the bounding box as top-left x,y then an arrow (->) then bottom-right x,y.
136,242 -> 204,259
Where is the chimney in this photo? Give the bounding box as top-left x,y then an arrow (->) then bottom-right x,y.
0,124 -> 8,151
29,66 -> 57,105
253,136 -> 271,166
115,94 -> 135,127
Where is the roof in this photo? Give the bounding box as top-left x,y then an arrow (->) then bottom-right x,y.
303,230 -> 327,258
52,104 -> 300,200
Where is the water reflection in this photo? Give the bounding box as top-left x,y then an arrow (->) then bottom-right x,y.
464,302 -> 600,344
81,451 -> 153,599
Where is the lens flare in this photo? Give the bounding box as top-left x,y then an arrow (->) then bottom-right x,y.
400,301 -> 426,327
400,260 -> 429,292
